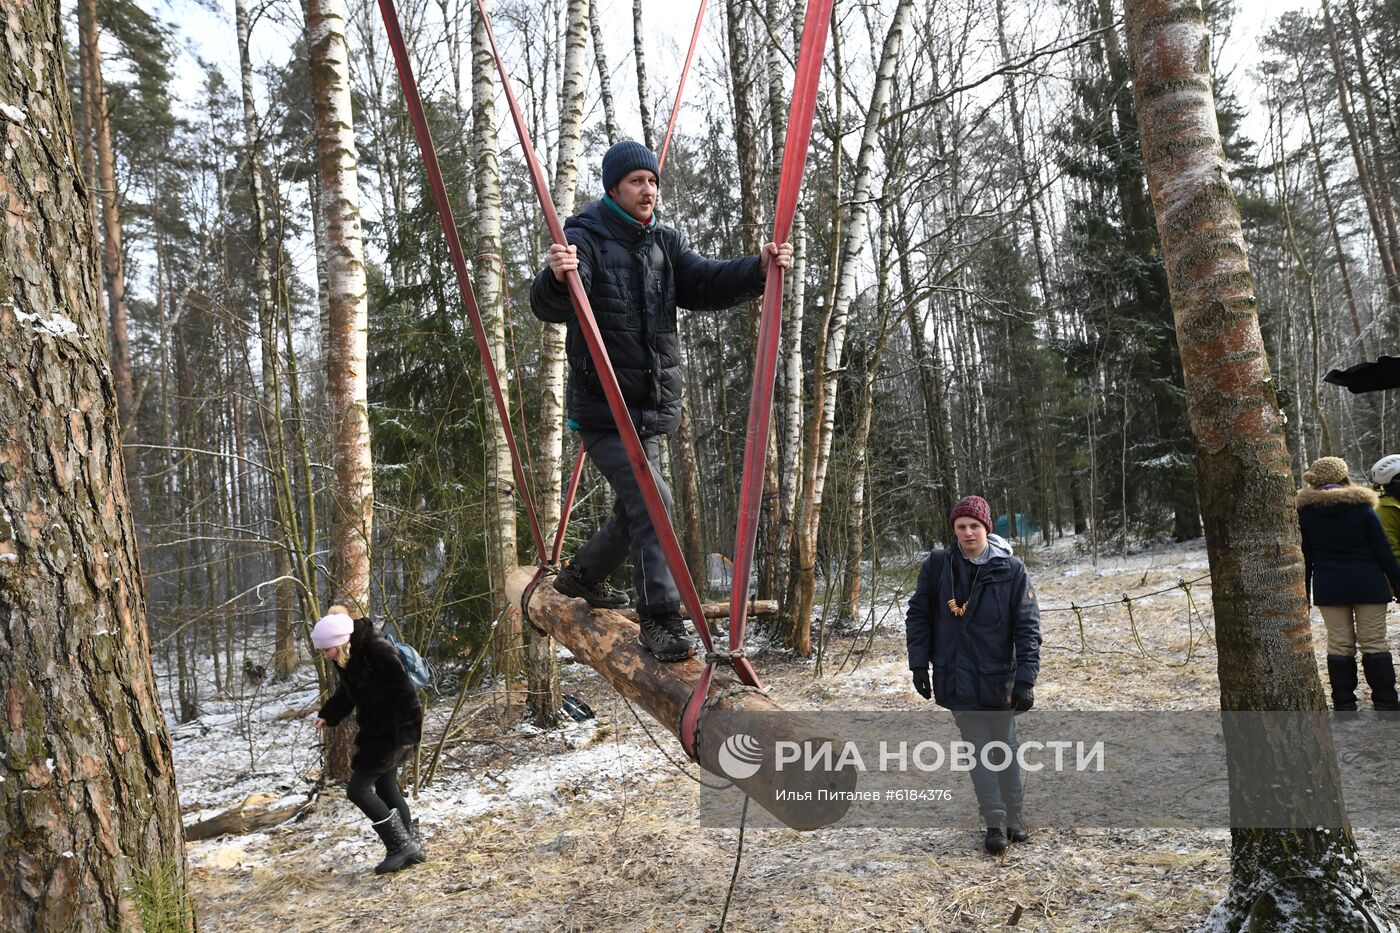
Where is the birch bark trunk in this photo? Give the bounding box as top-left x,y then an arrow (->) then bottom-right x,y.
789,0 -> 912,655
633,0 -> 655,149
471,0 -> 522,697
587,0 -> 619,142
308,0 -> 372,778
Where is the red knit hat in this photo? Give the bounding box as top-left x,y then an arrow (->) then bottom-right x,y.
950,495 -> 992,532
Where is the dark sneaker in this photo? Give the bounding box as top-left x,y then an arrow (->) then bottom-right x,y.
553,565 -> 629,609
1006,813 -> 1029,844
984,826 -> 1009,855
638,614 -> 694,662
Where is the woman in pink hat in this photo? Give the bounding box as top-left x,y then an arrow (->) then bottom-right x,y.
312,605 -> 425,874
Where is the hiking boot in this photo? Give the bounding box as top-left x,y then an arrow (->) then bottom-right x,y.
638,613 -> 694,662
370,811 -> 424,875
984,825 -> 1009,855
553,564 -> 629,609
1006,811 -> 1029,844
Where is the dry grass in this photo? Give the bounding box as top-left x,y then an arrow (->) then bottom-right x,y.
188,544 -> 1400,931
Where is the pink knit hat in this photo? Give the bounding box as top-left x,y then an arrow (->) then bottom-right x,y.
950,495 -> 993,532
311,612 -> 354,649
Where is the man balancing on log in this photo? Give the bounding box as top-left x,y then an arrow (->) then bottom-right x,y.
531,139 -> 792,662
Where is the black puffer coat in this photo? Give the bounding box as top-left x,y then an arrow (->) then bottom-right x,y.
317,617 -> 423,774
905,547 -> 1042,712
530,199 -> 764,436
1297,484 -> 1400,605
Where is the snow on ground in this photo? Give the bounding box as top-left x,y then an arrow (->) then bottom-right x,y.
173,535 -> 1400,931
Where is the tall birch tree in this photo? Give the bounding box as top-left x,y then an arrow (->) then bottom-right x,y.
471,0 -> 521,692
788,0 -> 912,654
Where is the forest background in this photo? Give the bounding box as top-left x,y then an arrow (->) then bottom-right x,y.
71,0 -> 1400,729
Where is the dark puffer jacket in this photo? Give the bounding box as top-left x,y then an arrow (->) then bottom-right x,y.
530,199 -> 764,436
317,617 -> 423,774
1297,484 -> 1400,606
905,547 -> 1041,711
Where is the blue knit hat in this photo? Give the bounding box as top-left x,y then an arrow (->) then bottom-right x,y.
602,140 -> 660,192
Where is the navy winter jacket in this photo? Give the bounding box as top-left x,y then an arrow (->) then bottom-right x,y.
905,547 -> 1042,712
1296,484 -> 1400,606
318,617 -> 424,774
530,199 -> 764,436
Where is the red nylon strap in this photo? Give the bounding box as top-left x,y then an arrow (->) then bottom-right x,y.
679,0 -> 835,759
473,0 -> 722,667
725,0 -> 834,648
375,0 -> 548,563
551,446 -> 588,565
657,0 -> 709,172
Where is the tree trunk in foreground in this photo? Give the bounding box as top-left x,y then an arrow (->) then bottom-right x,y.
1,3 -> 189,928
1124,2 -> 1392,929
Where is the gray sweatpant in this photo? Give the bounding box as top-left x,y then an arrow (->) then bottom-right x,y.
571,429 -> 681,619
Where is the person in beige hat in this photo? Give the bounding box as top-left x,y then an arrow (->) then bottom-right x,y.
1297,458 -> 1400,714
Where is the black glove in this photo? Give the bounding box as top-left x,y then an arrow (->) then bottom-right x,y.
911,667 -> 932,700
1011,681 -> 1035,712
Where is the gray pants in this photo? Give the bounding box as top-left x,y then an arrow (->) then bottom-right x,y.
953,711 -> 1024,823
572,429 -> 680,619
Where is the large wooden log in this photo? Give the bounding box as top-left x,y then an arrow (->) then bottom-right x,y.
506,567 -> 855,829
616,599 -> 776,624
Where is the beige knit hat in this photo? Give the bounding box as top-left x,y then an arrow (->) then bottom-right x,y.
1303,456 -> 1351,488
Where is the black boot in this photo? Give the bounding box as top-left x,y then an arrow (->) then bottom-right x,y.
371,811 -> 424,875
553,564 -> 630,609
1362,652 -> 1400,715
1327,654 -> 1359,716
983,815 -> 1009,855
407,817 -> 427,864
638,612 -> 694,662
1006,809 -> 1029,844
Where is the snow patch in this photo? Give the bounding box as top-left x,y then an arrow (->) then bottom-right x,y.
12,308 -> 82,340
0,103 -> 26,124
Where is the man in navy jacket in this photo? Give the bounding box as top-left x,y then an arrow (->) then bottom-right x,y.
906,495 -> 1042,854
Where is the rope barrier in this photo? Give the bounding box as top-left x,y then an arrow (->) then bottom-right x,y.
1041,573 -> 1216,667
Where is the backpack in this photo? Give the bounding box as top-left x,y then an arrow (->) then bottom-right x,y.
381,620 -> 433,692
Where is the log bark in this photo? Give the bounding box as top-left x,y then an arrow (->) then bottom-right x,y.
183,795 -> 309,842
506,568 -> 850,829
1,3 -> 189,926
616,600 -> 775,624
